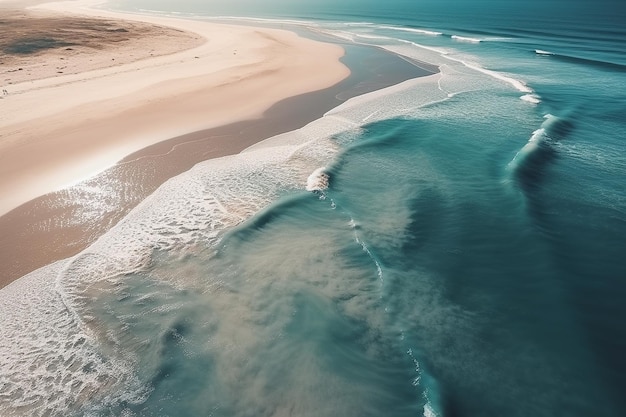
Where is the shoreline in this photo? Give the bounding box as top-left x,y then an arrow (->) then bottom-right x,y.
0,1 -> 436,288
0,0 -> 350,217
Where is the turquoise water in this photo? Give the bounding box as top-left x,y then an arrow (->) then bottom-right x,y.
1,1 -> 625,416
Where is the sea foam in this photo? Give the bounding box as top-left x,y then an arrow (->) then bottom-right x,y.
0,60 -> 451,414
0,20 -> 542,415
451,35 -> 482,43
0,262 -> 147,416
322,23 -> 537,99
378,25 -> 443,36
521,93 -> 542,104
306,167 -> 330,191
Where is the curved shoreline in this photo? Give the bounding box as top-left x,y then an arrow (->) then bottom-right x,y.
0,0 -> 349,217
0,1 -> 435,288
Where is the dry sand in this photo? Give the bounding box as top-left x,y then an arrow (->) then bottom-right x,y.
0,9 -> 203,84
0,0 -> 349,217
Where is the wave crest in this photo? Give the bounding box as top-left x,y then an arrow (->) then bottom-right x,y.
306,167 -> 330,191
451,35 -> 482,43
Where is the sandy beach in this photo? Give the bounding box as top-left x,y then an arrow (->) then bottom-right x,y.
0,0 -> 350,286
0,0 -> 349,217
1,1 -> 623,415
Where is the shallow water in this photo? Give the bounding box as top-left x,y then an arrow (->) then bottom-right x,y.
2,1 -> 625,416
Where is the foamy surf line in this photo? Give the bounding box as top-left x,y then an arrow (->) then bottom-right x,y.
317,23 -> 539,104
319,21 -> 549,104
0,10 -> 536,416
0,58 -> 446,415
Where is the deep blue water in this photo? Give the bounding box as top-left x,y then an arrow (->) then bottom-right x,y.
1,1 -> 625,416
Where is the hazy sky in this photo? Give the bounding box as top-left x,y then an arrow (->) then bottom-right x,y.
117,0 -> 624,22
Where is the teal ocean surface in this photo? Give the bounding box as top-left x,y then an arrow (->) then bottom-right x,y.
1,0 -> 625,416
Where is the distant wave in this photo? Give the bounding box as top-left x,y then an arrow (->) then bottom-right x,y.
482,37 -> 515,42
541,113 -> 575,140
533,49 -> 626,71
352,30 -> 535,96
341,22 -> 375,26
136,7 -> 193,17
355,33 -> 395,41
520,94 -> 542,104
507,126 -> 554,193
443,54 -> 534,94
213,15 -> 316,26
377,26 -> 515,43
507,114 -> 574,191
451,35 -> 482,43
322,25 -> 537,104
391,38 -> 448,56
462,63 -> 532,93
378,25 -> 443,37
450,35 -> 513,43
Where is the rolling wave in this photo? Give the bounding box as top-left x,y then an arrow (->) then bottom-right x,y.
507,114 -> 575,192
327,25 -> 537,99
451,35 -> 482,43
6,6 -> 624,415
378,25 -> 443,36
306,167 -> 331,192
534,49 -> 626,71
535,49 -> 555,56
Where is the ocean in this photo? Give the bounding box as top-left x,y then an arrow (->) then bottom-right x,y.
1,0 -> 625,416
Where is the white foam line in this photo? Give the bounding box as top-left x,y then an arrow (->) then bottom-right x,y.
325,24 -> 528,104
356,33 -> 395,41
482,37 -> 515,42
378,25 -> 443,36
396,38 -> 449,55
521,93 -> 541,104
451,35 -> 482,43
324,30 -> 357,42
458,59 -> 533,93
342,21 -> 375,27
435,70 -> 451,95
364,34 -> 534,96
404,40 -> 532,93
212,15 -> 317,26
352,228 -> 384,283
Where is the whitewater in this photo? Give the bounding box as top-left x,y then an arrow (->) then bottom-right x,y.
2,1 -> 625,416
